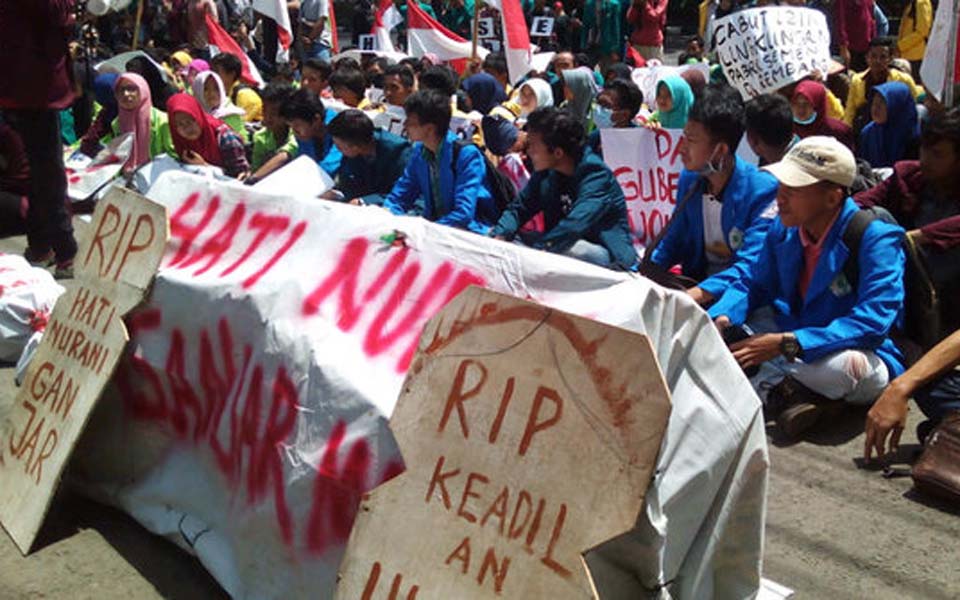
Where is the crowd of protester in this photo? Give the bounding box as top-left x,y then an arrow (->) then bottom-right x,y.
1,0 -> 958,465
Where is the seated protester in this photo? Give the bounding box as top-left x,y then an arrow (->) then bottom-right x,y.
329,67 -> 373,109
482,53 -> 513,97
711,137 -> 906,439
858,81 -> 920,168
745,93 -> 795,166
855,108 -> 960,336
650,84 -> 779,306
279,88 -> 342,177
481,110 -> 530,193
185,59 -> 210,89
383,64 -> 416,107
328,109 -> 412,205
865,327 -> 960,461
791,80 -> 856,152
420,66 -> 481,142
844,36 -> 923,129
517,78 -> 555,118
560,67 -> 599,126
383,89 -> 497,234
210,52 -> 263,122
79,73 -> 120,157
167,93 -> 250,178
650,76 -> 695,129
460,72 -> 507,114
192,71 -> 248,143
112,73 -> 175,172
603,63 -> 634,86
301,58 -> 334,97
250,83 -> 298,180
588,78 -> 643,157
490,107 -> 638,270
680,68 -> 707,100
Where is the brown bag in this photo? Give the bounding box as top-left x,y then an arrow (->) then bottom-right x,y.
912,411 -> 960,504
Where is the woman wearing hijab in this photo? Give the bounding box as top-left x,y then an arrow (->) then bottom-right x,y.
561,66 -> 599,126
460,72 -> 508,114
858,81 -> 920,168
649,75 -> 694,129
791,80 -> 856,151
517,78 -> 554,117
168,50 -> 193,89
125,55 -> 178,112
186,58 -> 210,90
79,73 -> 120,156
167,93 -> 250,179
109,73 -> 176,172
192,71 -> 249,142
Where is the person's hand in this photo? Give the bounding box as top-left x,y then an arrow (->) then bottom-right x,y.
864,381 -> 910,462
840,45 -> 851,67
730,333 -> 783,369
642,120 -> 661,130
465,58 -> 482,76
348,197 -> 364,206
182,150 -> 208,166
714,315 -> 732,332
237,170 -> 251,182
492,234 -> 507,241
686,285 -> 714,306
907,228 -> 928,246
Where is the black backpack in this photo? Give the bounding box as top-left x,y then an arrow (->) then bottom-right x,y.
450,140 -> 517,221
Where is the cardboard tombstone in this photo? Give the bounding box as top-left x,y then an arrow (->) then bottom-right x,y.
0,187 -> 168,554
336,287 -> 672,599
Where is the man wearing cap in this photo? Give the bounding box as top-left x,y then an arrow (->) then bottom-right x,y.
710,136 -> 907,439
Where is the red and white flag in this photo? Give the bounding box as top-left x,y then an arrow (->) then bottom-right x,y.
407,0 -> 486,63
372,0 -> 403,53
205,13 -> 265,87
252,0 -> 293,51
327,0 -> 340,54
485,0 -> 532,85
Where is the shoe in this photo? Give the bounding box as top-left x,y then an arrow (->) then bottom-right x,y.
917,419 -> 935,446
766,376 -> 843,440
24,248 -> 54,267
54,259 -> 74,280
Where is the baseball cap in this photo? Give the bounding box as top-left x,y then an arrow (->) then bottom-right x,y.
763,136 -> 857,188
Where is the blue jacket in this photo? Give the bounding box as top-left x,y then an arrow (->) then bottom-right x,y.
651,156 -> 779,297
384,131 -> 496,235
492,150 -> 638,269
296,107 -> 342,177
709,198 -> 907,377
336,129 -> 412,205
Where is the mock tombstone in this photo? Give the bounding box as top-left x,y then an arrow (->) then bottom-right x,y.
335,286 -> 672,598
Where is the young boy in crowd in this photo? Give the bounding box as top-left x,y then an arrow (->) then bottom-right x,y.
250,83 -> 298,181
650,84 -> 779,306
711,136 -> 906,439
329,68 -> 372,109
745,93 -> 796,166
382,64 -> 416,108
301,58 -> 333,98
587,78 -> 643,157
383,89 -> 497,234
210,52 -> 263,122
491,107 -> 637,270
844,37 -> 923,129
328,109 -> 412,206
279,88 -> 341,177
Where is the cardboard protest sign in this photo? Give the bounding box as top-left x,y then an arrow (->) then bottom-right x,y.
602,127 -> 684,251
65,133 -> 133,202
336,287 -> 672,599
713,6 -> 831,98
530,16 -> 554,36
477,17 -> 495,39
630,63 -> 709,112
358,34 -> 379,52
0,187 -> 167,554
920,0 -> 960,102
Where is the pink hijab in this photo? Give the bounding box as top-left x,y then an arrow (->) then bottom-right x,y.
115,73 -> 153,171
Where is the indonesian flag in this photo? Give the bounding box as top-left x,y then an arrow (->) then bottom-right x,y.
327,0 -> 340,54
407,0 -> 487,63
205,13 -> 265,87
252,0 -> 293,50
372,0 -> 403,53
484,0 -> 532,85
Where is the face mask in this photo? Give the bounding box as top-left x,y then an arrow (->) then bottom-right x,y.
693,145 -> 725,177
592,105 -> 614,129
793,111 -> 818,126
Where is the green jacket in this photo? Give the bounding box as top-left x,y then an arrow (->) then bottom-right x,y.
107,107 -> 175,159
252,126 -> 298,170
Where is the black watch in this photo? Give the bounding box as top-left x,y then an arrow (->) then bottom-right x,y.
780,333 -> 801,362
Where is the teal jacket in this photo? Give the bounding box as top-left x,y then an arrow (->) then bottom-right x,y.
336,129 -> 412,205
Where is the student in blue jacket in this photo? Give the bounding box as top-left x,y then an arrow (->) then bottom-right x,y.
650,84 -> 779,306
383,89 -> 497,235
491,107 -> 638,270
327,109 -> 412,206
279,88 -> 342,178
711,137 -> 906,439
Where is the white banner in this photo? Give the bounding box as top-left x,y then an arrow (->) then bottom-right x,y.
714,6 -> 831,98
920,0 -> 959,102
69,172 -> 767,599
602,127 -> 684,251
630,63 -> 709,112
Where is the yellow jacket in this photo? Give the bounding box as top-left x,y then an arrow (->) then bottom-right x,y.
897,0 -> 933,62
826,89 -> 844,120
843,68 -> 923,125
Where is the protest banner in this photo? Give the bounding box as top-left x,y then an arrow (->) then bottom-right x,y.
0,186 -> 167,554
630,63 -> 709,112
713,6 -> 831,98
602,127 -> 684,251
336,287 -> 672,598
920,0 -> 960,103
67,170 -> 766,598
65,134 -> 133,202
530,16 -> 554,37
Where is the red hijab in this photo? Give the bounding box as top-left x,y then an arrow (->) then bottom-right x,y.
792,80 -> 855,151
166,92 -> 225,165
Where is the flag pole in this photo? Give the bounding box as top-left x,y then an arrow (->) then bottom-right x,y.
471,0 -> 481,60
132,0 -> 145,50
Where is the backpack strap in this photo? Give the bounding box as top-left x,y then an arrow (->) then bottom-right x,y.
841,208 -> 879,289
450,139 -> 464,175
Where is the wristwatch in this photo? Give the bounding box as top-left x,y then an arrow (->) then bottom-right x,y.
780,333 -> 801,362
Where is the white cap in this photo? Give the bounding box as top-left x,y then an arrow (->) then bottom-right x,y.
763,136 -> 857,188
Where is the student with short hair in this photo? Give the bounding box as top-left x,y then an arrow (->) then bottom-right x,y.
210,52 -> 263,122
329,68 -> 370,108
301,58 -> 334,97
587,78 -> 643,157
843,37 -> 923,129
328,109 -> 412,205
382,64 -> 416,107
250,83 -> 298,180
745,93 -> 795,166
383,90 -> 497,234
650,84 -> 779,306
491,107 -> 637,270
711,136 -> 906,439
279,88 -> 341,176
